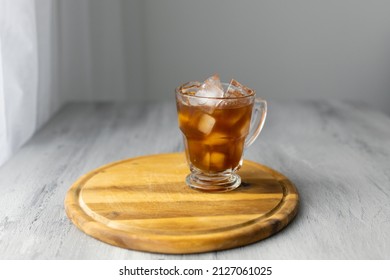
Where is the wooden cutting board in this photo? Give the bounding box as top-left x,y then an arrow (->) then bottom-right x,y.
65,153 -> 299,254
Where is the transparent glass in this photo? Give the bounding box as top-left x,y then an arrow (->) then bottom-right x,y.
175,82 -> 267,192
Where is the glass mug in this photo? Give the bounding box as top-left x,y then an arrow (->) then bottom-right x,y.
175,82 -> 267,192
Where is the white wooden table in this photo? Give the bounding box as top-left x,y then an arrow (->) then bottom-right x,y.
0,100 -> 389,259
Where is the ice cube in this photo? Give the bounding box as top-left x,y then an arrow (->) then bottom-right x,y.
195,74 -> 224,101
211,152 -> 226,170
202,152 -> 211,170
197,74 -> 224,98
202,152 -> 226,172
179,81 -> 201,105
180,81 -> 201,95
178,112 -> 190,126
202,152 -> 226,171
225,79 -> 254,98
197,114 -> 216,135
190,74 -> 224,111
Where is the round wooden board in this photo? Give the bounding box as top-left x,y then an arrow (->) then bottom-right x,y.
65,153 -> 299,254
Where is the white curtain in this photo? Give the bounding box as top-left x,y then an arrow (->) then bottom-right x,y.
0,0 -> 145,166
0,0 -> 62,166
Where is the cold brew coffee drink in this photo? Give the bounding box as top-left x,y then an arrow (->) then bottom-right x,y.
176,74 -> 267,192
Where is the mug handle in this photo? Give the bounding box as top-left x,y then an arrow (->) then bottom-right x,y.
245,98 -> 267,148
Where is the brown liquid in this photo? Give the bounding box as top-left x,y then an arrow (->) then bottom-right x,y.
177,101 -> 253,173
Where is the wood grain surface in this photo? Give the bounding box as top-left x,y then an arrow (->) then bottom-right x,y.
65,153 -> 298,254
0,101 -> 390,259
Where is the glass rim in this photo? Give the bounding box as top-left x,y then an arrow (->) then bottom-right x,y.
175,81 -> 256,100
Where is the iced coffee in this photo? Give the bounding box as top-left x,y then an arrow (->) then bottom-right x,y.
175,74 -> 267,192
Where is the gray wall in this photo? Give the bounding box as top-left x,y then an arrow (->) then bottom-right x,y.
59,0 -> 390,113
